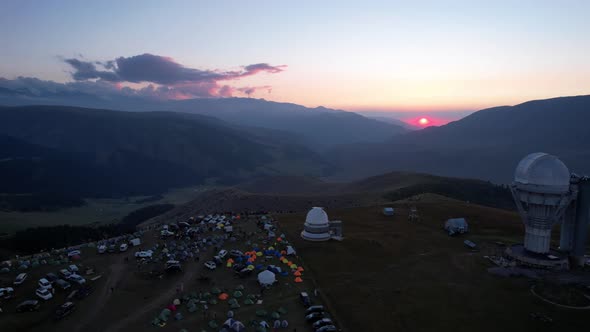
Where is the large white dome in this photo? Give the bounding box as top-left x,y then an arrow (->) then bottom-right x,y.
305,207 -> 329,226
514,152 -> 570,193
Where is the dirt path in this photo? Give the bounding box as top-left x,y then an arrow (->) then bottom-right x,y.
73,261 -> 126,332
105,263 -> 200,332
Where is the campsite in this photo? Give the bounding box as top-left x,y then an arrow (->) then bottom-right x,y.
0,214 -> 326,332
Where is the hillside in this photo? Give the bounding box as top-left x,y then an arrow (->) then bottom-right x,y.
0,105 -> 332,195
328,95 -> 590,183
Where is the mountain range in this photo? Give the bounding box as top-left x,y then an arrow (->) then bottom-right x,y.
0,94 -> 589,203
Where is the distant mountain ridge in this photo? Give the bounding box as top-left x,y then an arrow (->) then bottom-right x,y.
0,85 -> 409,148
327,95 -> 590,183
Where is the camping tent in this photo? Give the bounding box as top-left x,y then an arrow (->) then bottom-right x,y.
257,270 -> 276,286
444,218 -> 468,236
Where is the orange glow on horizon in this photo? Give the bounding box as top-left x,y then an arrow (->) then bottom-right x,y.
418,117 -> 429,125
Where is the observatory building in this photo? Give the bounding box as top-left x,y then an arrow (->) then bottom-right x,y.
507,152 -> 590,269
301,207 -> 343,241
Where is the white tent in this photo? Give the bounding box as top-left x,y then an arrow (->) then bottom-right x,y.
286,245 -> 296,256
257,270 -> 276,286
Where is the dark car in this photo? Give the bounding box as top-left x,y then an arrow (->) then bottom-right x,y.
55,279 -> 71,290
306,312 -> 325,323
313,318 -> 333,330
306,305 -> 325,314
165,260 -> 182,273
75,285 -> 93,300
300,292 -> 311,307
55,302 -> 75,319
230,249 -> 244,257
316,325 -> 337,332
46,273 -> 59,284
235,267 -> 252,278
16,300 -> 40,312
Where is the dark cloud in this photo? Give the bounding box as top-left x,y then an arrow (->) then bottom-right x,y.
63,53 -> 285,86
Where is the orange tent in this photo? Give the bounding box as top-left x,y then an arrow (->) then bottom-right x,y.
294,271 -> 302,276
227,258 -> 235,263
277,237 -> 283,242
294,277 -> 303,283
297,267 -> 304,272
218,293 -> 229,300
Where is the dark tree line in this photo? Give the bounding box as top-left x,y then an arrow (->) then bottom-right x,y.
0,203 -> 174,254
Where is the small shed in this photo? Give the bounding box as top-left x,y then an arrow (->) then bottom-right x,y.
444,218 -> 468,236
383,207 -> 395,216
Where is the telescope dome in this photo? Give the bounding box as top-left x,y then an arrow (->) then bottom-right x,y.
514,152 -> 570,192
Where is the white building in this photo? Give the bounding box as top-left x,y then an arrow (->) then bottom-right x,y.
301,207 -> 331,241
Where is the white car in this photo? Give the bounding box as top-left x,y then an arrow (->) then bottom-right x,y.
36,287 -> 53,300
68,264 -> 79,273
67,250 -> 81,257
204,261 -> 217,270
14,272 -> 28,285
120,243 -> 128,252
67,274 -> 86,285
38,278 -> 52,290
97,245 -> 107,254
135,250 -> 153,259
0,287 -> 14,299
217,249 -> 228,258
59,269 -> 72,279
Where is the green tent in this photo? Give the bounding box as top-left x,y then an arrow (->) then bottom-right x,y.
277,307 -> 288,315
230,302 -> 240,309
209,298 -> 218,305
233,291 -> 243,298
243,299 -> 254,305
256,309 -> 267,317
271,312 -> 280,319
211,287 -> 221,294
208,320 -> 218,329
228,299 -> 238,305
235,284 -> 245,291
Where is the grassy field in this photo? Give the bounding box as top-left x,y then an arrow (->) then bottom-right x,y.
277,194 -> 589,332
0,186 -> 209,234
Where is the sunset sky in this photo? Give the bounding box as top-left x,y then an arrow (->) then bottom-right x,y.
1,0 -> 589,123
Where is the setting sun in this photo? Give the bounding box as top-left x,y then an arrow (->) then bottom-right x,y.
419,117 -> 429,126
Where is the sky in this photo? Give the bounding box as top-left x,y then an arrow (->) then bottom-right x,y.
1,0 -> 589,124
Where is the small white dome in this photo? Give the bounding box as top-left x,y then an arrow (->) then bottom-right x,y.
514,153 -> 570,192
305,207 -> 329,226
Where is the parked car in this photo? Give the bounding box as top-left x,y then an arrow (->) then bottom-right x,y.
16,300 -> 40,312
67,250 -> 81,257
306,305 -> 325,314
135,250 -> 153,259
300,292 -> 311,307
67,274 -> 86,285
38,278 -> 53,290
68,264 -> 79,273
204,261 -> 217,270
97,245 -> 107,254
55,302 -> 75,319
59,269 -> 72,279
74,285 -> 93,300
230,249 -> 244,257
46,273 -> 59,284
36,288 -> 53,300
107,244 -> 117,253
313,318 -> 334,330
0,287 -> 14,299
306,312 -> 325,323
54,279 -> 71,291
119,243 -> 128,252
165,260 -> 182,273
217,249 -> 228,258
236,267 -> 252,278
316,325 -> 337,332
14,273 -> 28,286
